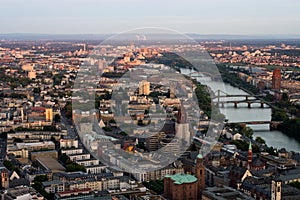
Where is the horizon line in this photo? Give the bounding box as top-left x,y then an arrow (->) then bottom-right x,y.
1,33 -> 300,36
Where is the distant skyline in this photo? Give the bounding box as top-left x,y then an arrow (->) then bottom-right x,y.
1,0 -> 300,35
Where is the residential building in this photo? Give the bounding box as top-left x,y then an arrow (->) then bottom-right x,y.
42,180 -> 65,193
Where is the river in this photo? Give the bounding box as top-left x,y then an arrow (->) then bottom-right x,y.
181,69 -> 300,153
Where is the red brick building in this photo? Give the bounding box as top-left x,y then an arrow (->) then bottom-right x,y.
195,154 -> 205,195
272,68 -> 282,90
164,154 -> 205,200
164,173 -> 198,200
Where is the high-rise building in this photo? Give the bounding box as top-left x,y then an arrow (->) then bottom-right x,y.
272,68 -> 282,90
139,80 -> 150,95
98,59 -> 107,71
176,103 -> 191,144
175,120 -> 190,144
45,108 -> 53,122
271,179 -> 282,200
146,132 -> 165,151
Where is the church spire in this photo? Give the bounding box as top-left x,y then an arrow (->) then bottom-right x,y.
248,141 -> 253,169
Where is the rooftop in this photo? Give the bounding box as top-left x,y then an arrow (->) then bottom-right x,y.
165,173 -> 197,185
197,153 -> 203,159
42,180 -> 63,187
36,157 -> 65,172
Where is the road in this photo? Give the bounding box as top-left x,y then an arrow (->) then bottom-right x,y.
61,111 -> 77,139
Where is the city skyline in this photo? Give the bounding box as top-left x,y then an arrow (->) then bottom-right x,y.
1,1 -> 300,199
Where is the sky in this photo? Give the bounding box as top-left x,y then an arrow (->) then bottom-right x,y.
0,0 -> 300,35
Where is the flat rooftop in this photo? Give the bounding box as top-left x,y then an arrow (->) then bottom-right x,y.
36,157 -> 65,172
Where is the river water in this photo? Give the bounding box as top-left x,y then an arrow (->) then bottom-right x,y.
181,69 -> 300,152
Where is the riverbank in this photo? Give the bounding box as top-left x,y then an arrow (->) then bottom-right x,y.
181,68 -> 300,152
217,64 -> 300,144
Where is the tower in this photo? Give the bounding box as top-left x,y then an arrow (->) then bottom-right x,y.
139,80 -> 150,95
170,82 -> 176,99
248,141 -> 252,168
175,103 -> 191,144
83,43 -> 87,52
196,154 -> 205,199
1,168 -> 9,189
45,108 -> 53,122
21,107 -> 24,122
272,68 -> 281,90
271,179 -> 282,200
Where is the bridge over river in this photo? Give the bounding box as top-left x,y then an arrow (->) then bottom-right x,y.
212,90 -> 271,108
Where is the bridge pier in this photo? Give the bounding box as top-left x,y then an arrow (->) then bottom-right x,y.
248,102 -> 251,108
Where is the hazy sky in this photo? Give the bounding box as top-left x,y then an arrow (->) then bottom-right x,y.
1,0 -> 300,35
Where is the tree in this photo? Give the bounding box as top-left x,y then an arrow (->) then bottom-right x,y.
136,142 -> 146,150
289,181 -> 300,190
59,153 -> 72,165
53,74 -> 63,86
137,120 -> 144,126
54,114 -> 61,123
64,101 -> 72,119
43,126 -> 58,131
279,118 -> 300,142
282,93 -> 289,102
119,131 -> 128,136
13,138 -> 23,143
255,137 -> 266,144
102,126 -> 112,132
66,163 -> 86,172
3,160 -> 14,170
33,175 -> 48,183
240,126 -> 253,139
32,175 -> 54,199
3,160 -> 20,175
143,179 -> 164,194
272,109 -> 288,121
230,140 -> 248,151
33,87 -> 41,94
109,119 -> 116,124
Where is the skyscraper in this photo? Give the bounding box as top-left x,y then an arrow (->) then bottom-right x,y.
45,108 -> 53,122
170,82 -> 176,99
272,68 -> 282,90
176,103 -> 191,144
139,80 -> 150,95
